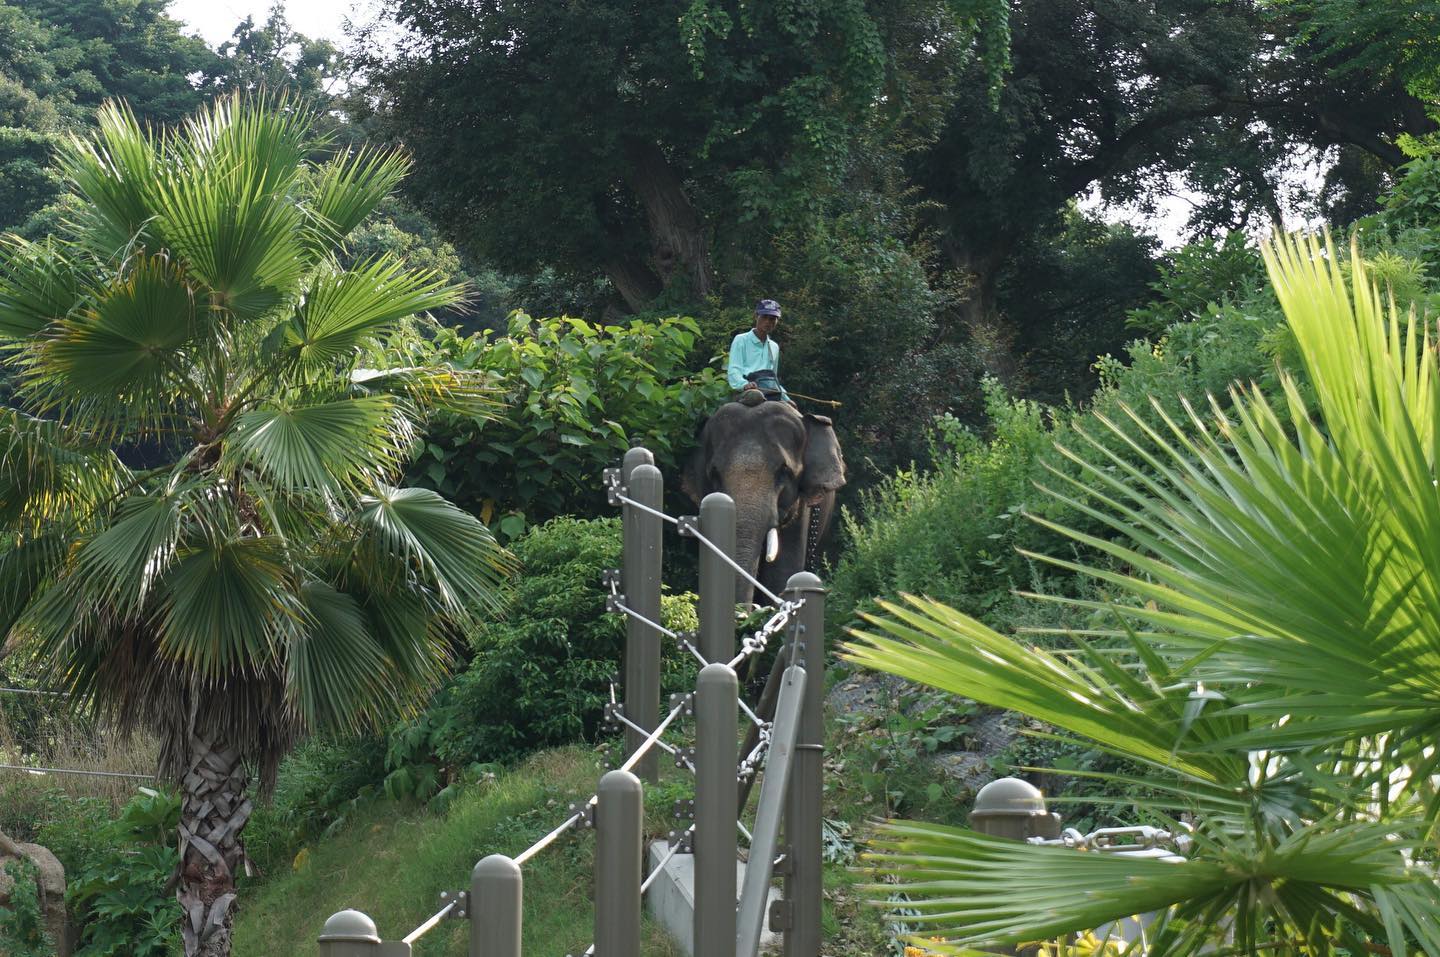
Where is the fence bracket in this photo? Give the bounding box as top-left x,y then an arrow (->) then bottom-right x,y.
667,828 -> 694,853
672,798 -> 695,821
674,746 -> 696,769
677,514 -> 700,537
767,899 -> 793,932
567,800 -> 596,829
668,691 -> 695,716
437,890 -> 469,920
605,593 -> 628,613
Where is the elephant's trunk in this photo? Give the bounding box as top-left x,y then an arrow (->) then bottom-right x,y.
732,508 -> 772,605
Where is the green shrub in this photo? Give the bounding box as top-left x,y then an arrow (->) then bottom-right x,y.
1124,231 -> 1267,338
388,313 -> 729,541
32,789 -> 182,957
384,517 -> 700,801
243,735 -> 387,879
830,378 -> 1060,626
0,857 -> 53,957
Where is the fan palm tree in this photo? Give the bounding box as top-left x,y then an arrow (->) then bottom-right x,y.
0,95 -> 514,957
844,232 -> 1440,956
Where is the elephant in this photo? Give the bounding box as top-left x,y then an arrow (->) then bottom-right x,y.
681,395 -> 846,605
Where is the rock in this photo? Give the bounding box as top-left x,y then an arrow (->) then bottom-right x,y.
930,710 -> 1019,796
0,832 -> 71,956
825,669 -> 912,719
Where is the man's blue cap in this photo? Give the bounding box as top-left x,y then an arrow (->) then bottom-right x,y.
755,299 -> 781,317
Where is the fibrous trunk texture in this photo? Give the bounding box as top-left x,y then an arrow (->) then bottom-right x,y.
177,728 -> 251,957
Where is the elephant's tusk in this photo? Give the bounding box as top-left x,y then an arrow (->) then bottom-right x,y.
765,527 -> 780,563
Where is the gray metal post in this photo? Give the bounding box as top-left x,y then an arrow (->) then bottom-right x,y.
737,662 -> 807,957
471,855 -> 522,957
783,572 -> 825,957
319,910 -> 379,957
970,778 -> 1059,957
695,663 -> 739,957
970,777 -> 1060,842
623,454 -> 663,783
698,492 -> 737,663
596,769 -> 644,957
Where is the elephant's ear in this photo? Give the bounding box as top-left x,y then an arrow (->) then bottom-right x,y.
679,420 -> 708,504
801,414 -> 846,494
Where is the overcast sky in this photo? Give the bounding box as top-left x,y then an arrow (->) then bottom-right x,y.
168,0 -> 366,47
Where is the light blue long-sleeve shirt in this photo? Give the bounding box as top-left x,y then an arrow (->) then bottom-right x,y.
726,330 -> 788,399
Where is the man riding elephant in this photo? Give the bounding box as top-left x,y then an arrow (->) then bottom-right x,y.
727,298 -> 793,404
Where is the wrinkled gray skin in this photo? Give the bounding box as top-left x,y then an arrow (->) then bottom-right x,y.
682,399 -> 846,605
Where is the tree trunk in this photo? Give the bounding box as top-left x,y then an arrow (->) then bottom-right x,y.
604,253 -> 664,312
622,137 -> 713,299
176,725 -> 251,957
944,235 -> 1022,384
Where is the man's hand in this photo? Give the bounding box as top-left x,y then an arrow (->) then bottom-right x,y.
743,382 -> 759,391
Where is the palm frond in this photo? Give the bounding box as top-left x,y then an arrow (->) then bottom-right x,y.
57,100 -> 160,260
287,580 -> 397,732
147,96 -> 311,321
310,145 -> 411,241
22,253 -> 202,435
351,486 -> 514,618
279,257 -> 464,371
866,816 -> 1412,953
154,535 -> 301,680
843,594 -> 1247,785
0,408 -> 123,533
350,364 -> 501,420
224,394 -> 412,494
0,237 -> 87,339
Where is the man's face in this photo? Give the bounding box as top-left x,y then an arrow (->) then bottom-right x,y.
755,313 -> 779,337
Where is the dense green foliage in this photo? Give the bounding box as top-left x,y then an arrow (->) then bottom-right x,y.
64,790 -> 181,957
394,315 -> 728,537
0,857 -> 51,957
0,787 -> 180,957
382,517 -> 700,800
846,232 -> 1440,956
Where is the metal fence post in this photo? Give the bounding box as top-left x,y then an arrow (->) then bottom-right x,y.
622,449 -> 663,783
970,777 -> 1060,842
970,778 -> 1060,957
596,769 -> 644,956
319,910 -> 380,956
694,663 -> 739,957
471,854 -> 522,957
698,492 -> 737,663
783,572 -> 826,957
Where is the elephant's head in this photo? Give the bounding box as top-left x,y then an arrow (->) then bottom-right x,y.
681,400 -> 846,604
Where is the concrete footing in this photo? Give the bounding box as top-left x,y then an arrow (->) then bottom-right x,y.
645,841 -> 780,956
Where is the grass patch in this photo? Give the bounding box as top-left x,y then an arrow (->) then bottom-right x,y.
234,746 -> 684,956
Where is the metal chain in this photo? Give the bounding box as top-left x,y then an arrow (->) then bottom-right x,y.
1028,824 -> 1192,854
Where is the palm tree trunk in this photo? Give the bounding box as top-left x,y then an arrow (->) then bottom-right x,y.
176,725 -> 251,957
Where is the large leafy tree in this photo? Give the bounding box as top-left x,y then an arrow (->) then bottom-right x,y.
844,231 -> 1440,953
0,96 -> 513,957
364,0 -> 971,311
915,0 -> 1437,359
0,0 -> 219,232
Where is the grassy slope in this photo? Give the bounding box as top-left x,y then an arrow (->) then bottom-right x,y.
232,708 -> 911,956
233,746 -> 684,957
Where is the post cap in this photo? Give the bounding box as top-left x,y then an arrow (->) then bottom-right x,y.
472,853 -> 521,883
972,777 -> 1046,817
783,570 -> 825,593
319,910 -> 380,943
